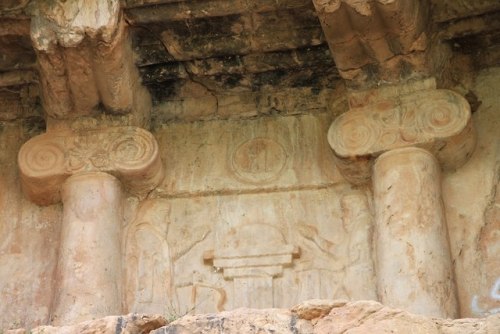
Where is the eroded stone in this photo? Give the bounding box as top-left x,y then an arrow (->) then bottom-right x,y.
373,147 -> 458,318
151,308 -> 314,334
30,0 -> 151,123
328,89 -> 475,184
155,113 -> 342,196
124,186 -> 377,315
51,173 -> 123,325
28,314 -> 166,334
313,0 -> 430,86
291,299 -> 347,321
314,300 -> 500,334
6,301 -> 500,333
18,126 -> 163,205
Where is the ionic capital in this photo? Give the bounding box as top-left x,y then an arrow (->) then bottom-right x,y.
18,127 -> 164,205
328,89 -> 476,184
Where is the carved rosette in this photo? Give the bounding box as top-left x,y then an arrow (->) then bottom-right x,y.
328,89 -> 476,184
18,127 -> 164,205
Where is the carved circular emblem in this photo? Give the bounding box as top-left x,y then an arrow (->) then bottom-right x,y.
328,113 -> 381,157
231,138 -> 287,184
415,92 -> 469,138
19,140 -> 65,175
109,128 -> 158,170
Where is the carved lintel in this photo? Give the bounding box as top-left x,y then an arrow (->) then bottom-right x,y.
30,0 -> 151,123
328,89 -> 476,184
312,0 -> 430,87
18,127 -> 164,205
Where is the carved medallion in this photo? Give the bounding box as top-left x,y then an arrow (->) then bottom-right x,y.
231,138 -> 287,184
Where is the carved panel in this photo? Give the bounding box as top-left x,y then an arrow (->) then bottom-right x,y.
18,127 -> 163,205
328,89 -> 476,184
204,222 -> 300,308
155,113 -> 342,196
124,186 -> 376,314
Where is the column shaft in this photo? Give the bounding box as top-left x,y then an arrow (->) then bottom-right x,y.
373,147 -> 458,318
52,172 -> 123,324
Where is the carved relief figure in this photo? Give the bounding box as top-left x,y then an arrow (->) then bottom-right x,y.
340,191 -> 377,300
125,200 -> 174,314
126,198 -> 216,315
124,186 -> 377,314
291,190 -> 375,303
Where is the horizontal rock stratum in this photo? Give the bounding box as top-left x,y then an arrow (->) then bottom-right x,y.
9,300 -> 499,334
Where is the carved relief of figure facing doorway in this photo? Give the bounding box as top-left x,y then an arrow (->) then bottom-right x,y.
124,187 -> 376,314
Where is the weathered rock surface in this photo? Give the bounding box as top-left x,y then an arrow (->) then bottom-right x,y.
21,314 -> 166,334
313,0 -> 431,87
152,308 -> 314,334
2,315 -> 164,334
29,0 -> 152,125
0,0 -> 499,331
442,67 -> 500,317
290,299 -> 347,322
20,300 -> 496,334
312,300 -> 500,334
151,300 -> 499,334
1,68 -> 499,329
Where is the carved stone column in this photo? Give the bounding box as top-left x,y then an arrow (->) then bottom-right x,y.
57,172 -> 123,323
30,0 -> 151,125
328,87 -> 475,317
312,0 -> 430,88
18,127 -> 163,324
373,147 -> 455,317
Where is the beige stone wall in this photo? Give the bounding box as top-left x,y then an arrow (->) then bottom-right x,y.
124,112 -> 377,315
0,67 -> 499,329
442,67 -> 500,317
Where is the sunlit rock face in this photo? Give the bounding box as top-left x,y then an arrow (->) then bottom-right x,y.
19,300 -> 500,334
0,0 -> 499,331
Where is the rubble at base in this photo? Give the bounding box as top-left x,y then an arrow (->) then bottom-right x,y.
7,300 -> 499,334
